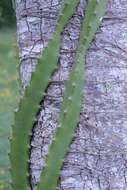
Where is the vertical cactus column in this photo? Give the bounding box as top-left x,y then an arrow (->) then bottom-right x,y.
36,1 -> 107,190
10,1 -> 79,190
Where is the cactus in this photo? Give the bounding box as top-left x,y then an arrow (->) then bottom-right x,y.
10,1 -> 79,190
36,1 -> 107,190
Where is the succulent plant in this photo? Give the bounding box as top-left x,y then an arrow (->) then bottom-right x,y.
10,1 -> 106,190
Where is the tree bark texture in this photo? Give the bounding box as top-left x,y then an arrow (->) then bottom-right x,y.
16,0 -> 127,189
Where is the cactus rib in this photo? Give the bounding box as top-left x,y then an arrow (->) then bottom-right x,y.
36,1 -> 107,190
10,1 -> 80,190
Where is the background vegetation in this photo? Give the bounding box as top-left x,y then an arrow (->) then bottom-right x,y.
0,0 -> 15,28
0,1 -> 18,189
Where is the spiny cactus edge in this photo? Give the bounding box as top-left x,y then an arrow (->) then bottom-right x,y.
10,1 -> 79,190
36,1 -> 107,190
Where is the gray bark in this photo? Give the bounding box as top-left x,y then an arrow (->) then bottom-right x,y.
16,0 -> 127,189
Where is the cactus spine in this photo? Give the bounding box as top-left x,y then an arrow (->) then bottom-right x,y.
36,1 -> 107,190
10,1 -> 79,190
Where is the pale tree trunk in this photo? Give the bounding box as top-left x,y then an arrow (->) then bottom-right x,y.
16,0 -> 127,189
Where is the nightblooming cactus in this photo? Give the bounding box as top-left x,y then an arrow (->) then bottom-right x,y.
10,0 -> 106,190
10,1 -> 79,190
37,1 -> 107,190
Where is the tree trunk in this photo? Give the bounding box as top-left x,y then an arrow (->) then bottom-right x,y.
16,0 -> 127,189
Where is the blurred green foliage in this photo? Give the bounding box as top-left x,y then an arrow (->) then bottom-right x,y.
0,0 -> 18,190
0,29 -> 19,190
0,1 -> 17,189
0,0 -> 15,27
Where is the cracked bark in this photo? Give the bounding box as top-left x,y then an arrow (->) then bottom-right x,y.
16,0 -> 127,189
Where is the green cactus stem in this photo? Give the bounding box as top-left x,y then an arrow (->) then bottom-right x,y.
36,1 -> 107,190
10,1 -> 79,190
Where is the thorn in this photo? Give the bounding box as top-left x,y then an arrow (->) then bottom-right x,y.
68,96 -> 72,101
14,108 -> 18,113
44,163 -> 48,168
48,76 -> 51,82
27,159 -> 30,163
55,65 -> 59,70
72,82 -> 76,87
59,12 -> 63,16
63,109 -> 68,114
42,92 -> 46,96
37,104 -> 41,109
31,143 -> 36,148
8,179 -> 12,184
57,124 -> 62,128
99,17 -> 103,22
26,172 -> 29,177
52,137 -> 57,142
29,132 -> 32,136
33,118 -> 38,122
27,145 -> 31,149
61,158 -> 65,163
58,53 -> 61,57
55,23 -> 60,28
9,181 -> 13,187
88,23 -> 92,28
72,133 -> 77,138
94,10 -> 97,16
8,136 -> 12,141
66,147 -> 70,152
